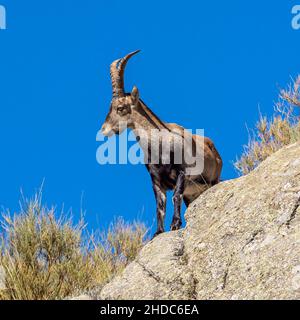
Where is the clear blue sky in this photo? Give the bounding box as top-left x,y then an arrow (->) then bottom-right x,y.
0,1 -> 299,232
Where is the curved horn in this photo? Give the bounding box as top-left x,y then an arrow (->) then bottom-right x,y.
110,50 -> 141,98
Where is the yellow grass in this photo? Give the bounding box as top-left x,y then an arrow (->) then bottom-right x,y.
234,76 -> 300,175
0,192 -> 148,300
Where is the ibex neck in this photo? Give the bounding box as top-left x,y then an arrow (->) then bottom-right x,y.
132,100 -> 171,160
133,99 -> 170,132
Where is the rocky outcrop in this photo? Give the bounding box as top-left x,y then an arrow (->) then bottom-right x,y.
92,142 -> 300,300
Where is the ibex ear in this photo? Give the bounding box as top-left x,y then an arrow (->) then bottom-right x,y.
131,86 -> 139,104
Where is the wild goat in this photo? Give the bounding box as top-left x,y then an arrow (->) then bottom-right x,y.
101,50 -> 222,237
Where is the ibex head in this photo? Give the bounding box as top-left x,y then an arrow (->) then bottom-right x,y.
101,50 -> 141,137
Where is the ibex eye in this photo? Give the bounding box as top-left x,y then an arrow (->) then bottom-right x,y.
117,106 -> 129,114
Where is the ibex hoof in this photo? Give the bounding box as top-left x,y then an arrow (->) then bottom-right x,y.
170,220 -> 182,231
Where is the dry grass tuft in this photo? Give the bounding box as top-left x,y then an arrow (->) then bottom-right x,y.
0,192 -> 148,300
234,76 -> 300,175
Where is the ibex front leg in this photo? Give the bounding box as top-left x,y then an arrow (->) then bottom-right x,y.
153,184 -> 167,238
171,171 -> 185,231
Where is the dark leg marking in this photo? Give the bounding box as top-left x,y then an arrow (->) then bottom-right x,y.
153,184 -> 167,238
171,171 -> 185,231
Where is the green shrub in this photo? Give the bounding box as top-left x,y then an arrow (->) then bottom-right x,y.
0,192 -> 148,300
234,76 -> 300,175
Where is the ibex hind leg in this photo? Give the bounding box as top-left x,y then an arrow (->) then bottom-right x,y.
183,182 -> 209,207
183,196 -> 192,207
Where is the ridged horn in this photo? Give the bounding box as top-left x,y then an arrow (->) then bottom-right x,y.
110,50 -> 141,98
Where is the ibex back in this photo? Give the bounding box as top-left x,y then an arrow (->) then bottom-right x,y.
101,50 -> 222,237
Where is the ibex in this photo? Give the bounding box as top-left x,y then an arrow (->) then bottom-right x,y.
101,50 -> 222,237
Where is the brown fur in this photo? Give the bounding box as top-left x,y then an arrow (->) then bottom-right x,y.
101,51 -> 223,236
